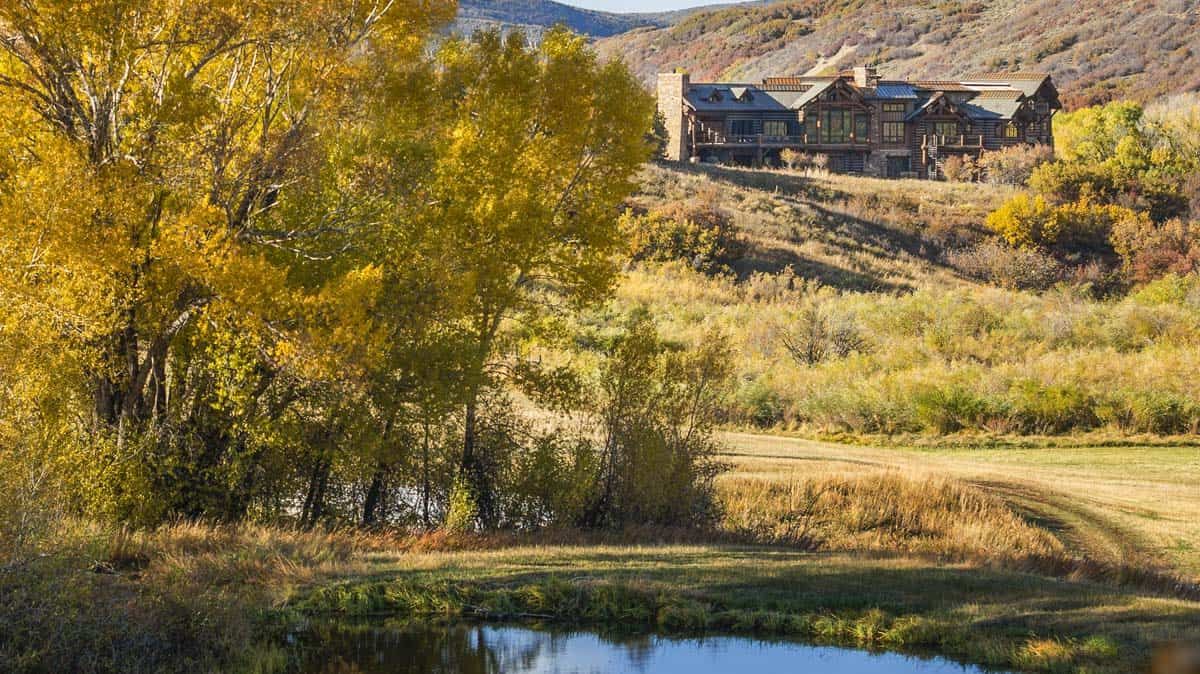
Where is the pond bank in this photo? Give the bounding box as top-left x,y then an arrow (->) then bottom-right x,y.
285,543 -> 1197,674
5,525 -> 1198,673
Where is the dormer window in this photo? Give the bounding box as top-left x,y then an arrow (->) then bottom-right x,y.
731,87 -> 753,103
706,89 -> 723,103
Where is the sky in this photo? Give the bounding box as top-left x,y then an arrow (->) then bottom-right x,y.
559,0 -> 752,13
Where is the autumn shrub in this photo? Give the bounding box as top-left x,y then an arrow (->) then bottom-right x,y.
1109,217 -> 1200,282
986,193 -> 1058,248
779,304 -> 869,366
988,193 -> 1136,252
978,144 -> 1055,185
621,199 -> 746,271
948,239 -> 1062,290
779,148 -> 803,170
941,155 -> 978,182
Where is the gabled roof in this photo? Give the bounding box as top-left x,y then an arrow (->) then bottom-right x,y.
683,79 -> 833,112
906,91 -> 971,121
785,80 -> 833,109
684,84 -> 791,112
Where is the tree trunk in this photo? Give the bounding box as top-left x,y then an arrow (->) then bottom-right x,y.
362,465 -> 386,527
422,421 -> 431,529
300,459 -> 330,529
460,396 -> 496,529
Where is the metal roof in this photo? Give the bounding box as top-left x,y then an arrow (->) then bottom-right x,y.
874,82 -> 918,99
961,96 -> 1024,120
680,71 -> 1052,118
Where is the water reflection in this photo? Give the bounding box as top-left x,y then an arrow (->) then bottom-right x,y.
295,622 -> 999,674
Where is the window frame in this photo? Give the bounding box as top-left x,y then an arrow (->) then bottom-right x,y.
882,121 -> 905,144
763,119 -> 790,138
933,120 -> 959,138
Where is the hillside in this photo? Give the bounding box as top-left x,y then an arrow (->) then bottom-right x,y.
454,0 -> 670,38
595,0 -> 1200,107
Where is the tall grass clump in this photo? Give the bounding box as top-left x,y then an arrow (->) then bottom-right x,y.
718,473 -> 1065,560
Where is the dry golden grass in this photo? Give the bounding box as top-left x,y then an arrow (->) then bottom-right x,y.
720,432 -> 1200,582
719,473 -> 1065,560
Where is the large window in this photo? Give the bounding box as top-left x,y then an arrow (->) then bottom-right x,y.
934,121 -> 959,138
729,119 -> 757,137
820,109 -> 867,143
883,122 -> 905,143
763,120 -> 790,138
821,109 -> 851,143
1004,123 -> 1019,138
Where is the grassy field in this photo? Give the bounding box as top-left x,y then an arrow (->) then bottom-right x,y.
719,432 -> 1200,581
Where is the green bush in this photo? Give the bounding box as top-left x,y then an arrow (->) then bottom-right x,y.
1006,381 -> 1098,434
913,387 -> 992,433
1108,391 -> 1200,434
735,378 -> 786,428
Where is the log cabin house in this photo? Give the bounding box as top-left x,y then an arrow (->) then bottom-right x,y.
657,66 -> 1061,178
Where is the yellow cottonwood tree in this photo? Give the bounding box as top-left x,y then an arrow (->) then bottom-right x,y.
0,0 -> 454,521
427,29 -> 654,526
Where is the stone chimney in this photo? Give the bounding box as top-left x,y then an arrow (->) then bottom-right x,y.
853,65 -> 880,88
656,71 -> 690,162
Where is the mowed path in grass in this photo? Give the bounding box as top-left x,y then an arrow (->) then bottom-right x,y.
719,432 -> 1200,580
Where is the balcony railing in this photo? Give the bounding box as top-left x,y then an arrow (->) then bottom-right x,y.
695,131 -> 869,147
922,134 -> 984,149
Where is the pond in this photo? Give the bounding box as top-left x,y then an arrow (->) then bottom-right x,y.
293,622 -> 1002,673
